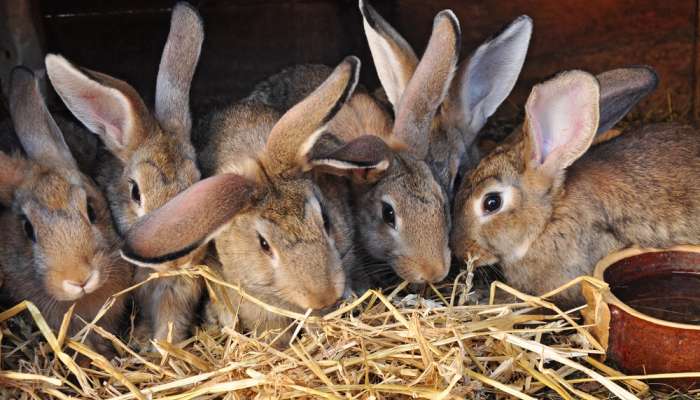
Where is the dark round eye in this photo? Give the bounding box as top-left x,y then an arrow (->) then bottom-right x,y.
129,179 -> 141,205
21,215 -> 36,243
258,233 -> 271,254
482,192 -> 502,214
87,202 -> 97,224
381,201 -> 396,229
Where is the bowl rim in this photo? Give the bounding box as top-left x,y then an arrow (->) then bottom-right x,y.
593,245 -> 700,331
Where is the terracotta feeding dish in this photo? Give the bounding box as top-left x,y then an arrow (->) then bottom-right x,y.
581,245 -> 700,389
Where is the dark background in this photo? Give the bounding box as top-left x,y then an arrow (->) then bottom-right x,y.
2,1 -> 697,123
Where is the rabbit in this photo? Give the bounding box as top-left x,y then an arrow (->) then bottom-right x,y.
0,67 -> 133,357
120,57 -> 389,342
450,69 -> 700,306
243,3 -> 533,291
44,2 -> 205,345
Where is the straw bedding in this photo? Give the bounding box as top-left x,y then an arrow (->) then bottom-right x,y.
4,259 -> 685,400
1,109 -> 695,400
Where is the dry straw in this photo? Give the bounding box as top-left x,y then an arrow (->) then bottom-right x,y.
0,259 -> 694,399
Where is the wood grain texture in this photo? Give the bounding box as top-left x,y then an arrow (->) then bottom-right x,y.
37,0 -> 697,120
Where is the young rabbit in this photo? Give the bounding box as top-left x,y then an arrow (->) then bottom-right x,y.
0,67 -> 132,356
45,2 -> 204,344
121,58 -> 385,340
450,70 -> 700,305
247,3 -> 533,290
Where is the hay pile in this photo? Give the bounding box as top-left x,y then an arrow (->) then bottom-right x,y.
4,259 -> 681,400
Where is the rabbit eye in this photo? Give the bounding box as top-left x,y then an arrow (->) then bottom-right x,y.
129,179 -> 141,205
258,233 -> 271,255
381,201 -> 396,229
21,215 -> 36,243
482,192 -> 502,214
87,202 -> 97,224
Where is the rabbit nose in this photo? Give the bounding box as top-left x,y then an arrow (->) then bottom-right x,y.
306,290 -> 341,310
62,270 -> 100,296
419,261 -> 449,283
82,270 -> 101,293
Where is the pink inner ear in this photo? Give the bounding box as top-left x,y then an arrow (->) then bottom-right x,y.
525,71 -> 599,169
78,91 -> 129,147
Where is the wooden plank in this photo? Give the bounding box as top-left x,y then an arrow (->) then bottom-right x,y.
693,0 -> 700,121
38,0 -> 696,119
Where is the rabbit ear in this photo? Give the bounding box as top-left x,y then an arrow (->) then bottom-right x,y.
0,152 -> 26,206
155,2 -> 203,140
45,54 -> 152,159
121,173 -> 258,264
444,15 -> 532,146
392,10 -> 460,160
264,56 -> 360,176
359,0 -> 418,111
596,66 -> 658,135
306,133 -> 391,183
9,66 -> 78,170
525,70 -> 600,176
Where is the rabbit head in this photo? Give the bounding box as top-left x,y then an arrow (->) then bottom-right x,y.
0,67 -> 129,315
451,70 -> 600,267
450,65 -> 658,268
122,58 -> 379,313
45,2 -> 204,272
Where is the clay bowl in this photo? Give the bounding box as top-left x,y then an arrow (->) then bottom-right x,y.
581,245 -> 700,390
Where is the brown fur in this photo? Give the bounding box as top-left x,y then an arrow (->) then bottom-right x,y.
46,3 -> 205,344
0,68 -> 132,357
452,72 -> 700,305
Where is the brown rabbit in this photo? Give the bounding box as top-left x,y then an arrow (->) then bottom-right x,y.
45,2 -> 204,345
0,67 -> 132,356
121,58 -> 386,341
451,70 -> 700,305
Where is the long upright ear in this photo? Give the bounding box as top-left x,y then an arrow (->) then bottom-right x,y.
359,0 -> 418,110
392,10 -> 460,160
306,133 -> 392,183
596,66 -> 658,135
45,54 -> 152,160
9,66 -> 78,170
121,173 -> 258,264
155,2 -> 204,139
264,56 -> 360,176
525,70 -> 600,177
0,151 -> 26,206
443,15 -> 532,145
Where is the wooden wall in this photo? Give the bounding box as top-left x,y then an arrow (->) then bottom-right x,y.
27,1 -> 700,121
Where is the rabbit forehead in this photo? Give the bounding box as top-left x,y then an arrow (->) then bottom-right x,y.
18,165 -> 87,211
466,141 -> 524,193
128,137 -> 200,205
129,132 -> 198,182
252,178 -> 326,242
376,154 -> 446,206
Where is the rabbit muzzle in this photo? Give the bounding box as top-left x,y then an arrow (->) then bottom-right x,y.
394,255 -> 450,284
